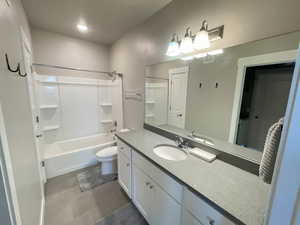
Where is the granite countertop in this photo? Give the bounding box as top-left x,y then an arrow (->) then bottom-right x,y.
116,129 -> 270,225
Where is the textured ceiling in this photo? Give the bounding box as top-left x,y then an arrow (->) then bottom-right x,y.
22,0 -> 172,45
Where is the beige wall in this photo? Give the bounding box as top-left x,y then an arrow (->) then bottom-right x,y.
32,28 -> 110,79
0,0 -> 42,225
110,0 -> 300,129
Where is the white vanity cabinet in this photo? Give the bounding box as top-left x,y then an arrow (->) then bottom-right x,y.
117,138 -> 236,225
132,159 -> 182,225
117,139 -> 132,198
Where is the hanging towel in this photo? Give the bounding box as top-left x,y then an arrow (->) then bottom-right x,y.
259,118 -> 284,184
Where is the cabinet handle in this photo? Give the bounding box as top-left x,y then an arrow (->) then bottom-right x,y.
145,182 -> 150,186
126,163 -> 130,167
149,185 -> 154,189
207,217 -> 215,225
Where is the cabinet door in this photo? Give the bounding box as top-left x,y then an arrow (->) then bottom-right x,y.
132,166 -> 153,223
152,183 -> 182,225
118,152 -> 131,198
182,210 -> 203,225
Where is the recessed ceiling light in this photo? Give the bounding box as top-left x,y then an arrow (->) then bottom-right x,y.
77,24 -> 88,32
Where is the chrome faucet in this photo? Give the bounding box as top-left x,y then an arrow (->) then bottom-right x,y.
174,136 -> 190,150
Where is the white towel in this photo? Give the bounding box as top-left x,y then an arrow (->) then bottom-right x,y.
259,118 -> 284,184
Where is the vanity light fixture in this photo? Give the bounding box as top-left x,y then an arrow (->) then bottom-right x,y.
165,22 -> 224,57
166,34 -> 180,56
180,27 -> 194,54
194,21 -> 210,50
77,23 -> 88,32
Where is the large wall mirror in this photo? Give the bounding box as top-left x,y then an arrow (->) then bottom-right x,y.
144,31 -> 300,153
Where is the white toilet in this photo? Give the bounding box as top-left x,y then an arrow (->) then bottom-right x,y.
96,146 -> 118,175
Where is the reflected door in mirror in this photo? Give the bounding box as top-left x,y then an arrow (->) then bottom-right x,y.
168,67 -> 188,129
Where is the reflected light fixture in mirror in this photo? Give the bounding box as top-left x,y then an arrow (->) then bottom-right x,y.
208,49 -> 224,55
77,23 -> 88,33
166,34 -> 180,56
181,56 -> 194,61
180,27 -> 194,54
194,52 -> 208,58
194,20 -> 210,50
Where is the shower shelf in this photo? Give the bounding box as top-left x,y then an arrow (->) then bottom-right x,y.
40,105 -> 59,109
100,120 -> 114,124
100,103 -> 113,107
146,101 -> 155,104
43,125 -> 60,132
145,114 -> 154,118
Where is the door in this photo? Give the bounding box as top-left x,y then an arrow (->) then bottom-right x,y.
246,68 -> 293,150
21,31 -> 46,186
117,151 -> 131,197
152,182 -> 182,225
168,67 -> 188,128
132,166 -> 153,223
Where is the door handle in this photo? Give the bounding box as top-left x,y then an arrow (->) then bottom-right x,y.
177,114 -> 183,117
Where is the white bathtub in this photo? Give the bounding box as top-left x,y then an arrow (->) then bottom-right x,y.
44,133 -> 116,179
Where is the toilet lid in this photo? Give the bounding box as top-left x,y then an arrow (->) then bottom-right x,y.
96,146 -> 118,158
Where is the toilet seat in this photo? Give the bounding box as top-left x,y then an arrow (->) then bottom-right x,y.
96,146 -> 118,162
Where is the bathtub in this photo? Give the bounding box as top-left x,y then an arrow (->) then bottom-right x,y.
44,133 -> 116,179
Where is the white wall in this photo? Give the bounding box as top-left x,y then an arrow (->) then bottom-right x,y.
0,0 -> 43,225
31,28 -> 110,79
110,0 -> 300,129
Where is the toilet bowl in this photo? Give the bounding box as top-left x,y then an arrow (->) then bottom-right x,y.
96,146 -> 118,175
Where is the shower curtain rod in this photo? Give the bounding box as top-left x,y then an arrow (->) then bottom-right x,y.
32,63 -> 123,77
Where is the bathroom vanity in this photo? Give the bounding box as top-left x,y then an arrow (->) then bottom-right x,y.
116,130 -> 269,225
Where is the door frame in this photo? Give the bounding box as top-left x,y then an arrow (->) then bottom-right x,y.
168,66 -> 189,128
19,27 -> 45,225
0,103 -> 22,225
265,44 -> 300,225
228,49 -> 298,144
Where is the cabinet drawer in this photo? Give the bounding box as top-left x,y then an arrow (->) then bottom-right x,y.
133,151 -> 183,203
117,139 -> 131,159
183,188 -> 236,225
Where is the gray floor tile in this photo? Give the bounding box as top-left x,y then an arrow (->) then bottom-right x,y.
44,166 -> 134,225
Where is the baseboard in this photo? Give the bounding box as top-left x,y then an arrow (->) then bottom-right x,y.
46,161 -> 97,179
39,197 -> 45,225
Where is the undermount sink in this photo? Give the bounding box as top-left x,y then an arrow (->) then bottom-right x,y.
153,144 -> 187,161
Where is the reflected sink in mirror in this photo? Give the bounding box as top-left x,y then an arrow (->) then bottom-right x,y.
153,144 -> 187,161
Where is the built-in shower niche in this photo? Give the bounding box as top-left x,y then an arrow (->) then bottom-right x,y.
145,80 -> 168,125
35,74 -> 123,144
99,80 -> 114,132
36,75 -> 61,143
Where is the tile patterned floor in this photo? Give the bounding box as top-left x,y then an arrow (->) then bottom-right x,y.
44,167 -> 133,225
